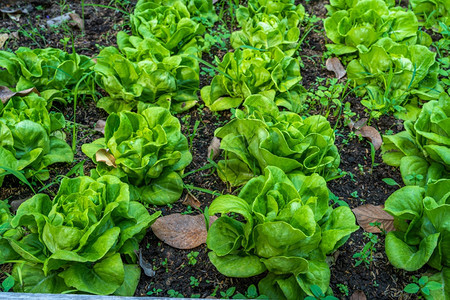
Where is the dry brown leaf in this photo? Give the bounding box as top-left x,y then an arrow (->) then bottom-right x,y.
0,86 -> 40,104
69,13 -> 84,31
138,249 -> 155,277
10,198 -> 27,213
47,11 -> 74,27
355,125 -> 383,150
94,120 -> 106,135
182,192 -> 201,209
349,118 -> 368,131
350,290 -> 367,300
95,149 -> 116,167
151,213 -> 217,250
0,33 -> 8,49
326,57 -> 346,80
352,204 -> 395,233
207,137 -> 221,160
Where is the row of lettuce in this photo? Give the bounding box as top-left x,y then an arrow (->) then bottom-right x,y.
0,0 -> 217,296
324,0 -> 450,298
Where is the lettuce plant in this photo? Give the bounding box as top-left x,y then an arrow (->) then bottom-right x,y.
384,179 -> 449,299
382,93 -> 450,186
214,94 -> 340,186
82,107 -> 192,205
246,0 -> 304,20
201,48 -> 303,111
0,93 -> 73,186
230,1 -> 305,56
0,47 -> 94,97
131,0 -> 207,54
324,0 -> 419,55
94,46 -> 198,113
0,200 -> 23,263
135,0 -> 218,26
1,175 -> 160,295
347,37 -> 441,117
410,0 -> 450,31
207,166 -> 359,299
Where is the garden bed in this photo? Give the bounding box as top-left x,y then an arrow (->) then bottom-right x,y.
0,0 -> 448,299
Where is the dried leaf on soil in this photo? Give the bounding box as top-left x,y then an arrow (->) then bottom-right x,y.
95,149 -> 116,167
0,86 -> 40,104
355,125 -> 383,150
348,118 -> 368,131
151,213 -> 217,249
138,249 -> 155,277
207,137 -> 221,160
326,57 -> 346,79
0,33 -> 8,49
352,204 -> 395,233
47,11 -> 74,27
350,290 -> 367,300
69,13 -> 84,31
182,192 -> 201,209
10,198 -> 27,213
94,119 -> 106,134
0,5 -> 32,21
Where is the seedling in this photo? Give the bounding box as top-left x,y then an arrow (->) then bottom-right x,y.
146,288 -> 162,296
190,276 -> 199,288
160,258 -> 168,272
187,251 -> 199,266
233,284 -> 268,299
369,221 -> 387,236
404,276 -> 442,298
1,274 -> 14,292
353,232 -> 379,268
167,289 -> 184,298
336,284 -> 349,296
220,287 -> 236,299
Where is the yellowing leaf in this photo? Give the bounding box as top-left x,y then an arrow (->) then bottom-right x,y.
95,149 -> 116,167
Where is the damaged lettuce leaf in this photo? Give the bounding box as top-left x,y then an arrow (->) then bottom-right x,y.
381,93 -> 450,186
2,175 -> 160,295
201,47 -> 303,112
0,93 -> 73,186
82,107 -> 192,205
214,94 -> 340,186
207,166 -> 358,299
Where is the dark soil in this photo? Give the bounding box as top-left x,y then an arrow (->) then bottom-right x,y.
0,0 -> 432,299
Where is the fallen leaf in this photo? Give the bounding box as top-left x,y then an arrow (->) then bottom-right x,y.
10,31 -> 19,39
69,13 -> 84,31
94,120 -> 106,134
355,125 -> 383,150
0,5 -> 33,21
207,137 -> 221,160
137,249 -> 155,277
0,33 -> 8,49
47,11 -> 74,27
95,149 -> 116,167
326,57 -> 346,80
10,198 -> 27,213
348,118 -> 368,131
350,290 -> 367,300
352,204 -> 395,233
182,192 -> 201,209
0,86 -> 40,104
151,213 -> 217,250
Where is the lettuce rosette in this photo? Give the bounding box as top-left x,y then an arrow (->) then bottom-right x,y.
94,47 -> 198,113
230,1 -> 305,56
0,175 -> 160,295
0,93 -> 73,186
207,166 -> 359,299
384,179 -> 450,300
201,48 -> 303,111
214,94 -> 340,186
0,47 -> 94,98
382,93 -> 450,186
324,0 -> 419,55
82,107 -> 192,205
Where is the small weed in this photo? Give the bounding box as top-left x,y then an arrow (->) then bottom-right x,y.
160,258 -> 168,272
220,287 -> 236,299
336,284 -> 349,296
404,276 -> 442,298
167,289 -> 184,298
181,205 -> 194,215
147,288 -> 162,296
369,221 -> 387,235
187,251 -> 199,266
353,232 -> 379,268
190,276 -> 199,288
1,274 -> 14,292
